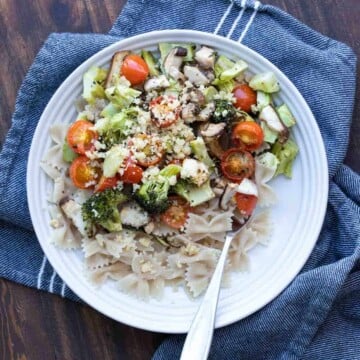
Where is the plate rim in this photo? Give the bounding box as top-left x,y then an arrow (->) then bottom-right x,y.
27,29 -> 329,333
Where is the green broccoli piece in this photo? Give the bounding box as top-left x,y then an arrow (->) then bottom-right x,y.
81,188 -> 128,232
212,100 -> 236,123
134,179 -> 171,214
173,179 -> 215,207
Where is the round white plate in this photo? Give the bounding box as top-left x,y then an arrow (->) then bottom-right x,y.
27,30 -> 328,333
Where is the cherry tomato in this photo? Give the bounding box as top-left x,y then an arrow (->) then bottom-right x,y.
121,164 -> 143,184
95,175 -> 119,192
132,134 -> 164,168
235,193 -> 258,216
121,54 -> 149,85
149,96 -> 180,128
232,121 -> 264,151
69,156 -> 100,189
161,196 -> 190,229
233,84 -> 257,113
67,120 -> 98,155
220,148 -> 255,182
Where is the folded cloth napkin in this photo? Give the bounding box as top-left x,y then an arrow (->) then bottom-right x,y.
0,0 -> 359,358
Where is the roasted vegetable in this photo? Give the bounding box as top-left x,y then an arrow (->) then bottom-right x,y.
134,179 -> 171,214
81,188 -> 128,232
212,100 -> 237,123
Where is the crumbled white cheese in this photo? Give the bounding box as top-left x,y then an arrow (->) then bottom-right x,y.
180,158 -> 209,186
140,262 -> 153,273
181,243 -> 200,256
139,237 -> 151,248
50,219 -> 60,229
120,202 -> 150,228
236,178 -> 258,197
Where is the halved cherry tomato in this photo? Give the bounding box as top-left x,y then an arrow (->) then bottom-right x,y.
220,148 -> 255,182
161,196 -> 190,229
132,134 -> 164,167
235,193 -> 258,216
67,120 -> 98,155
232,121 -> 264,151
121,164 -> 143,184
69,156 -> 100,189
149,96 -> 180,128
233,84 -> 257,113
95,175 -> 119,192
121,54 -> 149,85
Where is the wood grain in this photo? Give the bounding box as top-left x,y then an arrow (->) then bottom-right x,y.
0,1 -> 359,359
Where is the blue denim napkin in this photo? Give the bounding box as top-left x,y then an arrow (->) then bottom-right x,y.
0,0 -> 359,358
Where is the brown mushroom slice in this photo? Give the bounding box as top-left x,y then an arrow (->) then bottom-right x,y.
199,122 -> 226,159
183,65 -> 210,86
200,122 -> 226,137
163,47 -> 186,80
219,183 -> 238,210
105,51 -> 130,88
195,46 -> 215,69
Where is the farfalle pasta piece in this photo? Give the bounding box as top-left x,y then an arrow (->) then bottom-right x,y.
184,210 -> 233,242
88,261 -> 131,285
255,153 -> 279,207
117,253 -> 166,300
48,205 -> 82,249
228,227 -> 257,271
247,210 -> 272,245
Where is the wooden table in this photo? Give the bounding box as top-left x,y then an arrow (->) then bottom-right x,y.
0,1 -> 359,359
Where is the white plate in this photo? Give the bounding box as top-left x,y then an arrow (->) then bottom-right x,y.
27,30 -> 328,333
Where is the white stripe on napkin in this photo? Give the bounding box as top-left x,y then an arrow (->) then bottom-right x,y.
226,0 -> 247,38
61,282 -> 66,297
238,0 -> 261,42
49,270 -> 57,293
37,255 -> 47,289
214,1 -> 234,34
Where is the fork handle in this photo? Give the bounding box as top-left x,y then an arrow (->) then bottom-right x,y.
180,235 -> 233,360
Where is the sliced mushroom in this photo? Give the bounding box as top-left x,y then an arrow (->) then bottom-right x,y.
219,183 -> 238,210
60,198 -> 87,236
198,102 -> 215,122
105,51 -> 129,88
200,122 -> 226,137
183,65 -> 210,86
163,47 -> 186,80
189,89 -> 206,105
195,46 -> 215,69
259,105 -> 289,143
199,122 -> 226,159
144,75 -> 170,92
181,102 -> 200,123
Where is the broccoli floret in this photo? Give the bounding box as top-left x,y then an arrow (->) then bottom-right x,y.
134,179 -> 171,214
212,100 -> 236,123
81,188 -> 128,232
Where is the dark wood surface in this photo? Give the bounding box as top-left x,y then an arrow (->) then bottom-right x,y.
0,1 -> 359,359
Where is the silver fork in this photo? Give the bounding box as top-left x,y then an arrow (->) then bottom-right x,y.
179,226 -> 241,360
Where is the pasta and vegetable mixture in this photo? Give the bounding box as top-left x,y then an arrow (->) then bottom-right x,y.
42,43 -> 299,300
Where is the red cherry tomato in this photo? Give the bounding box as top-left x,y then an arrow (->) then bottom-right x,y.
161,196 -> 190,229
132,134 -> 164,168
220,148 -> 255,182
121,164 -> 143,184
121,54 -> 149,85
149,96 -> 180,128
232,121 -> 264,151
233,84 -> 257,113
235,193 -> 258,216
67,120 -> 98,155
69,156 -> 100,189
95,175 -> 120,193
